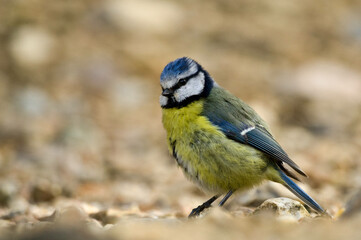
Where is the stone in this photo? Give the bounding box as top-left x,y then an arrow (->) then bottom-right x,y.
54,206 -> 88,224
253,197 -> 311,222
10,26 -> 56,68
103,0 -> 183,34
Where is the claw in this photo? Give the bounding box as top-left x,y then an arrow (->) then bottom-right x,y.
188,195 -> 219,218
188,205 -> 206,218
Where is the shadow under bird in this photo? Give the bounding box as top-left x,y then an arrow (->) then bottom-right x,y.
159,57 -> 325,217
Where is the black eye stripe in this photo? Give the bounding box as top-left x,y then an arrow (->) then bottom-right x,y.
172,70 -> 201,90
179,78 -> 187,84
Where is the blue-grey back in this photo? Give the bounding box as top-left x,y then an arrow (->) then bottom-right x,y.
202,86 -> 270,131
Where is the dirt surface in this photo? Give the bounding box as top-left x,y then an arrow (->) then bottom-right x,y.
1,0 -> 361,239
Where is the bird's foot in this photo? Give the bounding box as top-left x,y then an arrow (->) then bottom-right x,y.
188,195 -> 220,218
188,203 -> 212,218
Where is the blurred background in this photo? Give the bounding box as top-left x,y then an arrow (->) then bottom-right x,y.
1,0 -> 361,238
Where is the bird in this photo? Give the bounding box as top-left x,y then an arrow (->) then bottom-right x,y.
159,57 -> 325,217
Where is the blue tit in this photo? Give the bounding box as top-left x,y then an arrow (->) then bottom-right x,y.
159,57 -> 325,217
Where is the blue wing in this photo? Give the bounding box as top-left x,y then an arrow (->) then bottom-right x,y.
208,115 -> 307,178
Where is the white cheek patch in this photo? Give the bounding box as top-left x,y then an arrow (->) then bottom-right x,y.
174,72 -> 205,102
159,95 -> 168,107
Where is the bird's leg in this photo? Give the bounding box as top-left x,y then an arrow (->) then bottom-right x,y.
218,190 -> 233,207
188,195 -> 220,218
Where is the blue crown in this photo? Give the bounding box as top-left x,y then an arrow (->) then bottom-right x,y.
160,57 -> 195,81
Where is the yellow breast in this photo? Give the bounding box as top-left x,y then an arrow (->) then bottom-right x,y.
162,100 -> 223,148
162,100 -> 267,193
162,100 -> 227,191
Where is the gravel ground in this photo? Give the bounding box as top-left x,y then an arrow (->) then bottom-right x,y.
0,0 -> 361,239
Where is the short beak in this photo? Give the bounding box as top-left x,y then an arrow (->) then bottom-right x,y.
162,88 -> 173,97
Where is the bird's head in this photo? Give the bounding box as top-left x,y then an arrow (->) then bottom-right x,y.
159,57 -> 214,108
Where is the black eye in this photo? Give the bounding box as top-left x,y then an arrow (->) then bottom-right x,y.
179,78 -> 187,85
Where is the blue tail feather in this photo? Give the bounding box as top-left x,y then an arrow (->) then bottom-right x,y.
280,171 -> 324,213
